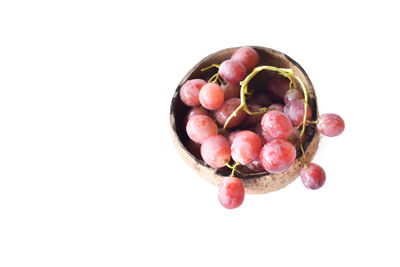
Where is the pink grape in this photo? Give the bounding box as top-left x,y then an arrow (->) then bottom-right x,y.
227,130 -> 242,143
215,98 -> 247,128
201,135 -> 231,168
284,99 -> 312,126
248,93 -> 273,107
268,103 -> 284,113
186,115 -> 218,144
231,46 -> 259,71
183,106 -> 209,126
199,83 -> 224,110
266,76 -> 290,101
218,177 -> 245,209
259,139 -> 296,173
284,89 -> 303,104
317,113 -> 345,137
301,163 -> 326,190
246,157 -> 265,172
221,83 -> 241,99
261,110 -> 293,140
219,60 -> 247,84
231,130 -> 262,165
254,123 -> 274,144
242,104 -> 263,127
179,79 -> 206,107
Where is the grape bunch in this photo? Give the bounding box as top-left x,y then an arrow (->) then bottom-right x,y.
179,47 -> 345,209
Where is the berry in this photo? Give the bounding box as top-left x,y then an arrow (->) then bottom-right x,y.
221,83 -> 241,99
218,177 -> 245,209
183,106 -> 209,126
254,123 -> 274,144
231,46 -> 259,71
317,113 -> 345,137
284,99 -> 312,126
219,60 -> 247,84
266,76 -> 290,101
201,135 -> 231,168
186,115 -> 218,144
227,130 -> 242,143
248,93 -> 273,107
259,139 -> 296,173
199,83 -> 224,110
231,130 -> 263,165
242,104 -> 263,127
179,79 -> 206,107
268,103 -> 284,113
246,157 -> 265,172
284,89 -> 303,104
215,98 -> 246,128
300,163 -> 326,189
261,110 -> 293,140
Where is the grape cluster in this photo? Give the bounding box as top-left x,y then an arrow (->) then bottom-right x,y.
179,47 -> 345,209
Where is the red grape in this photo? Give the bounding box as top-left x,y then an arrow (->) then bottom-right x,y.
261,110 -> 293,140
201,135 -> 231,168
284,99 -> 312,126
317,113 -> 345,137
254,123 -> 274,144
183,106 -> 209,126
231,130 -> 262,165
242,104 -> 263,127
227,130 -> 242,143
231,46 -> 259,71
246,157 -> 265,172
289,127 -> 306,150
218,177 -> 245,209
215,98 -> 246,128
186,115 -> 218,144
199,83 -> 224,110
179,79 -> 206,107
248,93 -> 273,107
268,103 -> 284,113
221,83 -> 241,99
300,163 -> 326,190
266,76 -> 290,101
284,89 -> 303,104
259,139 -> 296,173
219,60 -> 247,84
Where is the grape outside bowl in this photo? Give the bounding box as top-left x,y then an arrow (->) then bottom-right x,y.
170,46 -> 320,194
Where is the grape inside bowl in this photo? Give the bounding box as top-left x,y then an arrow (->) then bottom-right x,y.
170,46 -> 320,195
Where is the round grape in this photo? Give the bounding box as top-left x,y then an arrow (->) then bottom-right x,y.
219,60 -> 247,84
254,123 -> 274,144
201,135 -> 231,168
221,83 -> 241,99
284,89 -> 303,104
248,93 -> 273,107
284,99 -> 312,126
259,139 -> 296,173
186,115 -> 218,144
242,104 -> 263,127
218,177 -> 245,209
231,46 -> 259,71
317,113 -> 345,137
246,157 -> 265,172
179,79 -> 206,107
227,130 -> 242,143
199,83 -> 224,110
301,163 -> 326,190
266,76 -> 290,101
215,98 -> 246,128
183,106 -> 209,126
268,103 -> 284,113
261,110 -> 293,140
231,130 -> 263,165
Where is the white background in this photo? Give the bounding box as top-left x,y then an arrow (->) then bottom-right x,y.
1,0 -> 399,266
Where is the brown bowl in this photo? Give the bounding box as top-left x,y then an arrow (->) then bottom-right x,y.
170,46 -> 320,194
